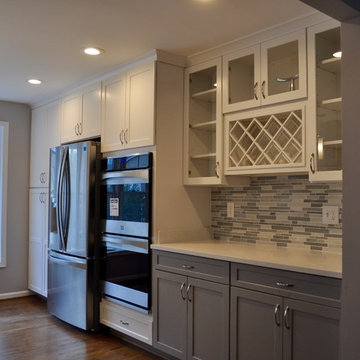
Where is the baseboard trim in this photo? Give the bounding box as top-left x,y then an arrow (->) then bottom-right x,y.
0,290 -> 32,300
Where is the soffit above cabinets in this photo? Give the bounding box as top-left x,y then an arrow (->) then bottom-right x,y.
0,0 -> 316,106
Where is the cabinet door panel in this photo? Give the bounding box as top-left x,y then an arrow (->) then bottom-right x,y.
230,287 -> 282,360
30,107 -> 47,187
62,93 -> 81,143
261,30 -> 307,105
46,100 -> 61,150
82,83 -> 101,139
223,45 -> 261,113
101,74 -> 126,152
283,298 -> 340,360
125,62 -> 155,149
29,189 -> 47,296
188,277 -> 229,360
153,270 -> 187,360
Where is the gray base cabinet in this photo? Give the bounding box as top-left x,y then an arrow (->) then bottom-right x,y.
283,298 -> 340,360
153,251 -> 341,360
230,287 -> 282,360
230,263 -> 341,360
153,251 -> 230,360
153,270 -> 187,359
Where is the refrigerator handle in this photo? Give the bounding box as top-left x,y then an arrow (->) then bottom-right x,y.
62,149 -> 71,250
57,147 -> 66,250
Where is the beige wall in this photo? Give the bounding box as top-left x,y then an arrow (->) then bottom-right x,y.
0,101 -> 31,294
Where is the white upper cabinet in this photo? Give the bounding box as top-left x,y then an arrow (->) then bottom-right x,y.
30,100 -> 61,188
101,61 -> 155,153
307,20 -> 342,182
184,58 -> 223,185
101,73 -> 126,153
223,30 -> 307,113
125,63 -> 155,149
61,82 -> 101,143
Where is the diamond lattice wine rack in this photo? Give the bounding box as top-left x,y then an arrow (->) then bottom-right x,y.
225,106 -> 305,173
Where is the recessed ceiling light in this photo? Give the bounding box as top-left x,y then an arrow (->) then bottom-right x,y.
83,47 -> 104,56
333,51 -> 342,58
28,79 -> 42,85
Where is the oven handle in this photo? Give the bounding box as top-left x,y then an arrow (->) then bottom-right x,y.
101,169 -> 149,181
101,235 -> 149,254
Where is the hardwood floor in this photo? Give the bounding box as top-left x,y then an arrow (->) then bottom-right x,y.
0,296 -> 163,360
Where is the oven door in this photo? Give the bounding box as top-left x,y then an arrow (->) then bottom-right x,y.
100,234 -> 150,310
100,169 -> 150,238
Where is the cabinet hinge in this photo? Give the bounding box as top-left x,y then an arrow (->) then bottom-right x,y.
229,66 -> 231,72
229,97 -> 231,103
189,124 -> 192,129
188,170 -> 191,175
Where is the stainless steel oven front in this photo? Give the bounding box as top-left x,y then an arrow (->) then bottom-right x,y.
100,234 -> 150,310
99,153 -> 152,310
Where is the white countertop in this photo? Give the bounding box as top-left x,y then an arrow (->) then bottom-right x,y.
151,240 -> 342,279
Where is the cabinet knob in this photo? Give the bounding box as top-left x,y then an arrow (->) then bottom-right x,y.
284,306 -> 291,329
180,282 -> 186,300
253,82 -> 259,100
261,80 -> 266,99
186,284 -> 192,302
182,264 -> 194,270
274,304 -> 281,326
119,130 -> 124,145
310,153 -> 316,174
75,123 -> 79,136
276,281 -> 294,288
124,128 -> 128,144
215,161 -> 220,179
120,320 -> 129,326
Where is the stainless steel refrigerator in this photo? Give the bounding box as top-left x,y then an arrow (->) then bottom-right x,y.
47,141 -> 100,331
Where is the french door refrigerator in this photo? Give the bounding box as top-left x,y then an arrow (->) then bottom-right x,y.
47,141 -> 100,331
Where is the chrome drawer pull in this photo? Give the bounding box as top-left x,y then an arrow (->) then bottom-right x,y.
276,281 -> 294,288
180,282 -> 186,300
120,320 -> 129,326
182,264 -> 194,270
186,284 -> 192,302
274,304 -> 281,326
284,306 -> 291,329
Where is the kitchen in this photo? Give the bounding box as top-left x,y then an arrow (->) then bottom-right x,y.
0,0 -> 359,359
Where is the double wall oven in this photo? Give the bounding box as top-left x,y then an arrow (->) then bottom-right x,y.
100,153 -> 152,311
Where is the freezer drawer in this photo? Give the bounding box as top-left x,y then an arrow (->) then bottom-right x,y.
47,252 -> 98,330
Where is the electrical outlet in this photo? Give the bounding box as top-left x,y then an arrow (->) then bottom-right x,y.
322,205 -> 339,225
227,202 -> 234,218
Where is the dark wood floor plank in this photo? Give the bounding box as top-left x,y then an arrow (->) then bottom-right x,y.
0,296 -> 163,360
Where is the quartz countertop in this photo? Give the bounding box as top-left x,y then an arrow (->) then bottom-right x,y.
151,240 -> 342,279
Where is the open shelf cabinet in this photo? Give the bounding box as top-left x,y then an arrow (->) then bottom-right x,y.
184,58 -> 223,185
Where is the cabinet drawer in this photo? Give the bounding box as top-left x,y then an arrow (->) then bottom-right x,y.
100,299 -> 152,345
231,263 -> 341,306
153,251 -> 230,284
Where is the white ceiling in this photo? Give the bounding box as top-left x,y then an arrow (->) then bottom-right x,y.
0,0 -> 315,106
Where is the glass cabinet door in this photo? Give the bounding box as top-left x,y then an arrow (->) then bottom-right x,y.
184,58 -> 222,185
313,26 -> 342,179
261,30 -> 307,105
223,46 -> 261,112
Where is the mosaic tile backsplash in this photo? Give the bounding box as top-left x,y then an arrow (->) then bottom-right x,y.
211,175 -> 342,253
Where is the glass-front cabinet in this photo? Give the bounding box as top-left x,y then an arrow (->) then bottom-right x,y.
308,20 -> 342,181
184,58 -> 223,185
223,30 -> 307,113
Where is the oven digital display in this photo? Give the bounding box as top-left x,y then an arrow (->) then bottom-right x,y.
101,183 -> 149,223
